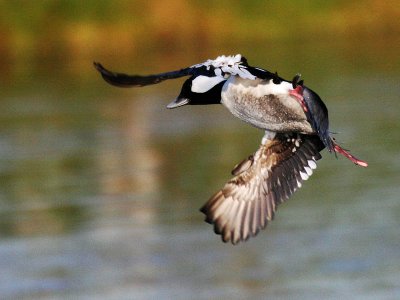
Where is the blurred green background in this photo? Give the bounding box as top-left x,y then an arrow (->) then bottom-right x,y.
0,1 -> 399,299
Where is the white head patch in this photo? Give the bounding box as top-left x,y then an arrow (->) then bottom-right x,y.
191,75 -> 226,93
192,54 -> 256,80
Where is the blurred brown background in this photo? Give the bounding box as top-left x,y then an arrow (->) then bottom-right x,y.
1,1 -> 399,72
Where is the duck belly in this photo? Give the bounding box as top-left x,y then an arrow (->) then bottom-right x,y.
221,77 -> 314,133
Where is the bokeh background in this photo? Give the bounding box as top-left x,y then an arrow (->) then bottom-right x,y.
1,1 -> 399,299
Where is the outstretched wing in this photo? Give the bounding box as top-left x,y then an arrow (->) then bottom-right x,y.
200,133 -> 324,244
93,62 -> 194,87
93,54 -> 281,88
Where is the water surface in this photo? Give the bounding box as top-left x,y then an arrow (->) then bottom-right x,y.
0,40 -> 399,299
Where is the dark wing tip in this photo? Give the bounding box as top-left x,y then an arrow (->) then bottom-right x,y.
94,61 -> 196,88
93,61 -> 138,87
93,61 -> 112,79
93,61 -> 103,72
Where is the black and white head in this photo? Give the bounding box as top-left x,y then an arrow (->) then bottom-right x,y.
168,54 -> 260,108
166,75 -> 226,108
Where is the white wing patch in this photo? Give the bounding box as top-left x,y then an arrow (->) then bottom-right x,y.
308,159 -> 317,169
300,171 -> 309,181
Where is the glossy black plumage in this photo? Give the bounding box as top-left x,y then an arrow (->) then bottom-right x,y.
94,62 -> 194,87
173,76 -> 225,106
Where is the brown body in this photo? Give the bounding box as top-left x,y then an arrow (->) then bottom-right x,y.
221,77 -> 314,133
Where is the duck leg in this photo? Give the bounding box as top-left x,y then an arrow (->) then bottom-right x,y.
332,141 -> 368,167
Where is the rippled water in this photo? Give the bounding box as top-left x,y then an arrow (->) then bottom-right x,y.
1,40 -> 400,299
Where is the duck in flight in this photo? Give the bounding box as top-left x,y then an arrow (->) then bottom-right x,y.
94,54 -> 368,244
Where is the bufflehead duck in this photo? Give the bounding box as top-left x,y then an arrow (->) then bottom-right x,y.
94,54 -> 368,244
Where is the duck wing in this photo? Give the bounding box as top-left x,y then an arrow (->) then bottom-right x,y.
93,54 -> 254,88
200,132 -> 324,244
93,62 -> 195,87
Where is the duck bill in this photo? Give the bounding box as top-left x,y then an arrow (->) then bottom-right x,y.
166,97 -> 190,109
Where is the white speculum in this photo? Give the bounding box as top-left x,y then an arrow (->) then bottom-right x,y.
191,75 -> 226,93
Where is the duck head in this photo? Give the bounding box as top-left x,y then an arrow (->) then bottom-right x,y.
167,75 -> 226,109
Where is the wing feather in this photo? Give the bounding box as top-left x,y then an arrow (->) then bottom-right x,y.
93,62 -> 194,87
200,133 -> 324,244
